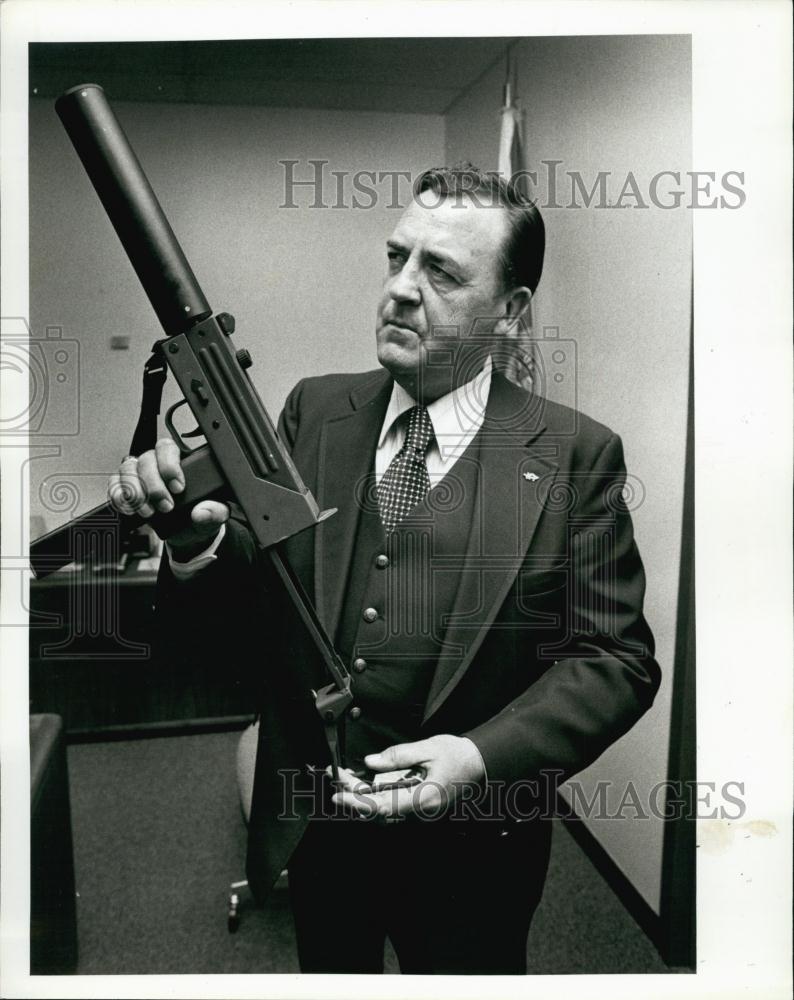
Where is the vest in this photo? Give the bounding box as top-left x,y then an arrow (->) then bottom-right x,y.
335,432 -> 483,773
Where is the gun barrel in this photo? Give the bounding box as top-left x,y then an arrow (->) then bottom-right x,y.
55,83 -> 211,336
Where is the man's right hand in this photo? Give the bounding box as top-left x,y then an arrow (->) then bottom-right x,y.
108,436 -> 230,561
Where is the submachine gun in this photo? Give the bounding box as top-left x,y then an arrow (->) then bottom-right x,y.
30,84 -> 354,782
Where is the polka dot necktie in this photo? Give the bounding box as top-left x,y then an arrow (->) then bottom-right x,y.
377,405 -> 435,534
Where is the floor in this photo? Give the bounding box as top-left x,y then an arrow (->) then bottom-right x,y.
64,730 -> 670,975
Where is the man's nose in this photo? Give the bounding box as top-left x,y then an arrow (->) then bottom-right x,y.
388,261 -> 421,305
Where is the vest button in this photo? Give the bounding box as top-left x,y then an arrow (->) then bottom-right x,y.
362,607 -> 378,623
349,707 -> 362,720
375,554 -> 389,569
352,657 -> 367,673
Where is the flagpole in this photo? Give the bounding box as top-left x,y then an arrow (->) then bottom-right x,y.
498,45 -> 536,392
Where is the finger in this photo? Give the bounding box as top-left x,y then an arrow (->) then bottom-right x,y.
365,781 -> 441,818
107,473 -> 128,514
325,766 -> 373,795
112,456 -> 153,518
155,437 -> 184,494
331,789 -> 379,817
325,766 -> 364,788
191,501 -> 230,526
364,740 -> 433,773
137,450 -> 173,513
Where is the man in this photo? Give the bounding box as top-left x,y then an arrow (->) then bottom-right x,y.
110,165 -> 660,974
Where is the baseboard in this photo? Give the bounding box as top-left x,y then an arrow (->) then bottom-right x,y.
66,714 -> 256,743
556,793 -> 688,969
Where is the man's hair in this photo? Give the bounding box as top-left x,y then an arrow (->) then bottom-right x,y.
413,163 -> 545,295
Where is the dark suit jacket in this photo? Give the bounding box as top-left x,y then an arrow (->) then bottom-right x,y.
156,368 -> 661,898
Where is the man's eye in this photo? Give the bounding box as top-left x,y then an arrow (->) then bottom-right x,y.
387,251 -> 405,269
429,263 -> 455,282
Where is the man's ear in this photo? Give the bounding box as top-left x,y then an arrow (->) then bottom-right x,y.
494,286 -> 532,337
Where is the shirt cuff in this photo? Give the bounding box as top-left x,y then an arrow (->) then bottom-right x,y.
166,523 -> 226,580
460,735 -> 489,785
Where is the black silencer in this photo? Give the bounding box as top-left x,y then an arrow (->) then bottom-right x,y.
55,83 -> 211,336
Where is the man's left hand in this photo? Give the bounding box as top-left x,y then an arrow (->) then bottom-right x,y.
330,734 -> 486,820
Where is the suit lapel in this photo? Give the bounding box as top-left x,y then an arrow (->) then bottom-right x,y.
313,370 -> 391,636
423,373 -> 559,722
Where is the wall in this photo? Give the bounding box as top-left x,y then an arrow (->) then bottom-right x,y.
445,34 -> 691,914
29,98 -> 444,529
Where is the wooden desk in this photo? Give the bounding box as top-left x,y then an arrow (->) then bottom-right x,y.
30,558 -> 255,737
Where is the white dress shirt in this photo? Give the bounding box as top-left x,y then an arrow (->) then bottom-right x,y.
168,357 -> 493,579
376,355 -> 492,485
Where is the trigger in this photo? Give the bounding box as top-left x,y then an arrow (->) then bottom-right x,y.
164,399 -> 202,454
183,426 -> 205,439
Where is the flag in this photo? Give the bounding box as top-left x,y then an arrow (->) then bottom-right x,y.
498,75 -> 526,197
498,56 -> 536,392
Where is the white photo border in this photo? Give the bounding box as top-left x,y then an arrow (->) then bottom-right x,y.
1,2 -> 791,998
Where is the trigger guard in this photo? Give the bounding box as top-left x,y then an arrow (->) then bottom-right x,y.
164,399 -> 200,455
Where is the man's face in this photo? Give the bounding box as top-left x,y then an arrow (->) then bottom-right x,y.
375,193 -> 513,401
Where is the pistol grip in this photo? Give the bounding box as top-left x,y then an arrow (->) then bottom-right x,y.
149,444 -> 228,539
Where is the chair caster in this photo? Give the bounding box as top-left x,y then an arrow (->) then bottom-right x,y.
227,879 -> 248,933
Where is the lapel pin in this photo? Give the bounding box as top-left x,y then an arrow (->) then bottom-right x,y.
523,472 -> 539,482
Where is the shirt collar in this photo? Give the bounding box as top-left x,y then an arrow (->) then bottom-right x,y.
378,356 -> 493,463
